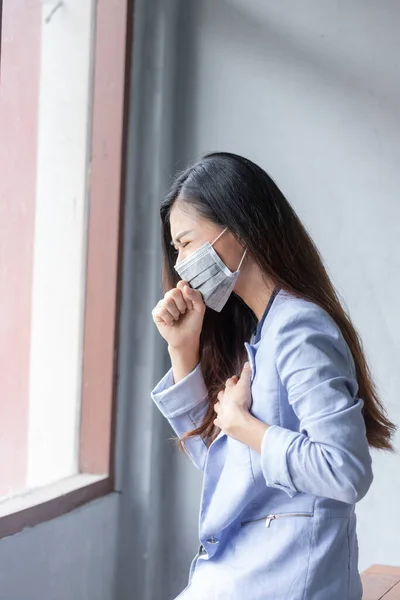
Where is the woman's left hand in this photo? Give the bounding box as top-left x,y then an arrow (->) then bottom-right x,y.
214,362 -> 253,437
214,361 -> 270,451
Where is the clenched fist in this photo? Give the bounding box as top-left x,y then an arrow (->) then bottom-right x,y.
152,280 -> 206,352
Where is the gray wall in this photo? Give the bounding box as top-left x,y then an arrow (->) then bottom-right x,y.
118,0 -> 400,596
113,1 -> 204,599
117,1 -> 400,597
0,494 -> 119,600
170,0 -> 400,576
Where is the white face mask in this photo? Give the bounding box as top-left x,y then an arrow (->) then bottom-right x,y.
173,227 -> 247,312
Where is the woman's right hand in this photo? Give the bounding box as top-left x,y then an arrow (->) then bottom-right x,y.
152,280 -> 206,351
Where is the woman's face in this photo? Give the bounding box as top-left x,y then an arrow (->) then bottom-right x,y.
169,200 -> 245,273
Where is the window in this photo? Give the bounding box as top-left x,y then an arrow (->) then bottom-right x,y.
0,0 -> 131,536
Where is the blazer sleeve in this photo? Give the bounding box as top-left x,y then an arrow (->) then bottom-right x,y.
260,304 -> 374,504
151,362 -> 209,470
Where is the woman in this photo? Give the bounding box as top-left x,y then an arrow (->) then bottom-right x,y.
150,152 -> 395,600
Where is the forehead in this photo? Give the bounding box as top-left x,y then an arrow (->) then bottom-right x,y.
169,201 -> 211,238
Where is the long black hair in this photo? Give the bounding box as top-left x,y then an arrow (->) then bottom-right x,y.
160,151 -> 395,453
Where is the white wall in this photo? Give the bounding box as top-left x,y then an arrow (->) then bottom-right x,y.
173,0 -> 400,572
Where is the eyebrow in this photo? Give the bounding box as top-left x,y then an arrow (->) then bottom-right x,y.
170,229 -> 193,245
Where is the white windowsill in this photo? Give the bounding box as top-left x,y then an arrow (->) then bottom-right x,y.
0,473 -> 108,519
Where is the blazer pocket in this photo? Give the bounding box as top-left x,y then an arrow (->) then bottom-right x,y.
241,511 -> 314,528
232,509 -> 315,595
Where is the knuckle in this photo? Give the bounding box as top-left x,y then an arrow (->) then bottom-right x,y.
164,294 -> 178,307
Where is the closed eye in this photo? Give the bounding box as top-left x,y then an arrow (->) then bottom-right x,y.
170,241 -> 190,251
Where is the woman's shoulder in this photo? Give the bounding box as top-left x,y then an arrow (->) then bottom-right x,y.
269,290 -> 349,352
273,289 -> 338,329
269,290 -> 354,372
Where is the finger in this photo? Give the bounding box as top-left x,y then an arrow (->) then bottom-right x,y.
165,288 -> 187,314
152,305 -> 172,325
238,362 -> 252,386
176,280 -> 193,310
160,297 -> 181,320
154,305 -> 175,326
225,376 -> 238,388
182,284 -> 204,313
176,281 -> 193,310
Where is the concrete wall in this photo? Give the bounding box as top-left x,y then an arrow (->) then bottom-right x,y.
0,494 -> 119,600
171,0 -> 400,576
113,1 -> 205,599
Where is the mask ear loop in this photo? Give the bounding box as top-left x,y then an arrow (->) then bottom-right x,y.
211,227 -> 247,271
237,247 -> 247,270
211,226 -> 228,246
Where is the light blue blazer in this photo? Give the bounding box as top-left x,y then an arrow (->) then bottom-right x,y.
151,289 -> 373,599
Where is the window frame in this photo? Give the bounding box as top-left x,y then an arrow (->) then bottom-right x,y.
0,0 -> 134,539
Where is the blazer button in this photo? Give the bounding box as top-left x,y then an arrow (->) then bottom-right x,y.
207,536 -> 218,544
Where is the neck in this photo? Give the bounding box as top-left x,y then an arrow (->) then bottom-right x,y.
234,261 -> 276,321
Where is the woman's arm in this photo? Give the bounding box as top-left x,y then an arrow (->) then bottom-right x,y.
151,349 -> 209,471
151,282 -> 209,470
232,305 -> 374,504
